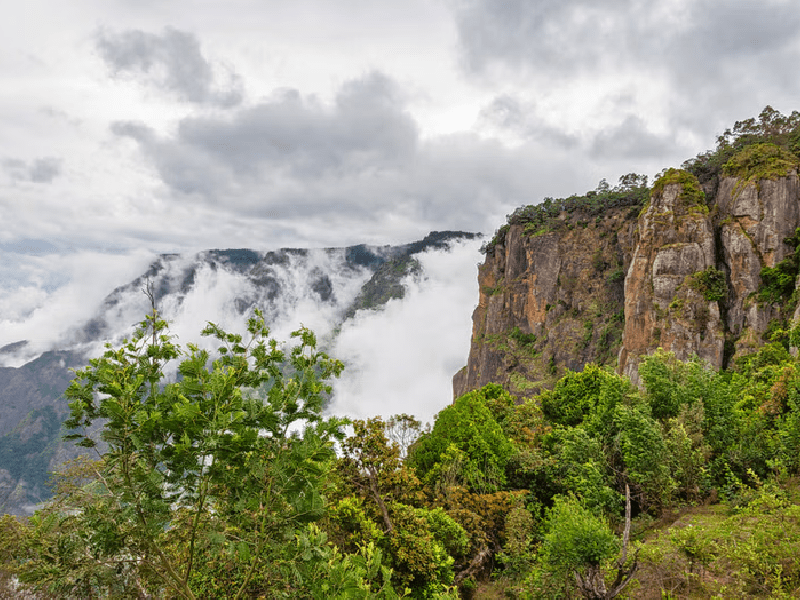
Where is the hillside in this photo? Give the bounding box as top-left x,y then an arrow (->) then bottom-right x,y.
455,106 -> 800,397
3,107 -> 800,600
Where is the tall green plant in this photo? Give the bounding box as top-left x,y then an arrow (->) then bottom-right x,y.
23,310 -> 347,599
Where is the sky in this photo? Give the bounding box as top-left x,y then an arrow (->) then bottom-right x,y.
2,0 -> 800,369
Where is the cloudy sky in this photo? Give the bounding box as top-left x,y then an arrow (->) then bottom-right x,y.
2,0 -> 799,345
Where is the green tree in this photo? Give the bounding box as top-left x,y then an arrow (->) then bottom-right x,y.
541,364 -> 634,429
410,384 -> 513,494
612,405 -> 674,513
541,426 -> 621,515
339,417 -> 423,534
638,350 -> 714,421
528,489 -> 637,600
21,310 -> 348,599
337,418 -> 463,598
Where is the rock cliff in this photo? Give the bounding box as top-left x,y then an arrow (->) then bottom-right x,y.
619,169 -> 723,382
454,192 -> 641,398
455,139 -> 800,397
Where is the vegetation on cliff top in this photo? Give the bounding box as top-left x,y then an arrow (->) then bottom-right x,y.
685,105 -> 800,185
722,142 -> 799,184
484,173 -> 649,252
486,106 -> 800,254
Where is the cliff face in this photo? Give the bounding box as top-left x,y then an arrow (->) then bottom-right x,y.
619,173 -> 723,382
717,174 -> 800,353
455,169 -> 800,396
454,203 -> 639,398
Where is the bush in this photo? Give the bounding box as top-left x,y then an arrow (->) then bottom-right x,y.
758,229 -> 800,305
690,267 -> 728,302
722,142 -> 799,182
526,494 -> 620,598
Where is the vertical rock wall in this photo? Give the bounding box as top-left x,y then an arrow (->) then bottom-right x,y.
454,206 -> 638,398
455,170 -> 800,397
618,177 -> 723,382
717,173 -> 800,353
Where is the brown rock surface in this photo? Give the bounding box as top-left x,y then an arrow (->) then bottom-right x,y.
455,170 -> 800,396
455,206 -> 637,398
619,178 -> 723,382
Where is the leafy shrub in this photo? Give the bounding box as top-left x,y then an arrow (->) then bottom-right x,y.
607,267 -> 625,283
410,385 -> 514,493
496,506 -> 537,579
690,267 -> 728,302
541,364 -> 613,427
758,228 -> 800,305
524,494 -> 620,598
509,326 -> 537,349
722,142 -> 799,181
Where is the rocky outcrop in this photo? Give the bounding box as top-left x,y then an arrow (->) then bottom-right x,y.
619,173 -> 723,382
454,205 -> 638,398
717,173 -> 800,352
455,168 -> 800,396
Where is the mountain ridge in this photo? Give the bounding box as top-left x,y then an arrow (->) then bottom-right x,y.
0,231 -> 479,516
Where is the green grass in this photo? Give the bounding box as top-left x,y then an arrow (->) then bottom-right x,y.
723,142 -> 798,182
651,168 -> 705,207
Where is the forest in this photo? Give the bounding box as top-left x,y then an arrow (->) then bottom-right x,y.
1,305 -> 799,599
3,106 -> 800,598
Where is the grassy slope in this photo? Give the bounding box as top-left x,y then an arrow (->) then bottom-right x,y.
480,479 -> 800,599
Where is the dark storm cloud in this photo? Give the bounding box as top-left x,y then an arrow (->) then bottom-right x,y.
110,71 -> 573,232
455,0 -> 800,81
2,157 -> 62,183
95,27 -> 243,107
589,115 -> 676,161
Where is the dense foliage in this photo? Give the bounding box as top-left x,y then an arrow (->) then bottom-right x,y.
689,267 -> 728,303
5,106 -> 800,598
684,105 -> 800,185
2,308 -> 800,598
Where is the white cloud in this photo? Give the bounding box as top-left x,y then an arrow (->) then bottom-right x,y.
0,249 -> 156,365
2,0 -> 799,418
329,238 -> 481,425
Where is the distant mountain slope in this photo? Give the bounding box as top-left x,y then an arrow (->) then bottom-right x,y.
0,231 -> 478,516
